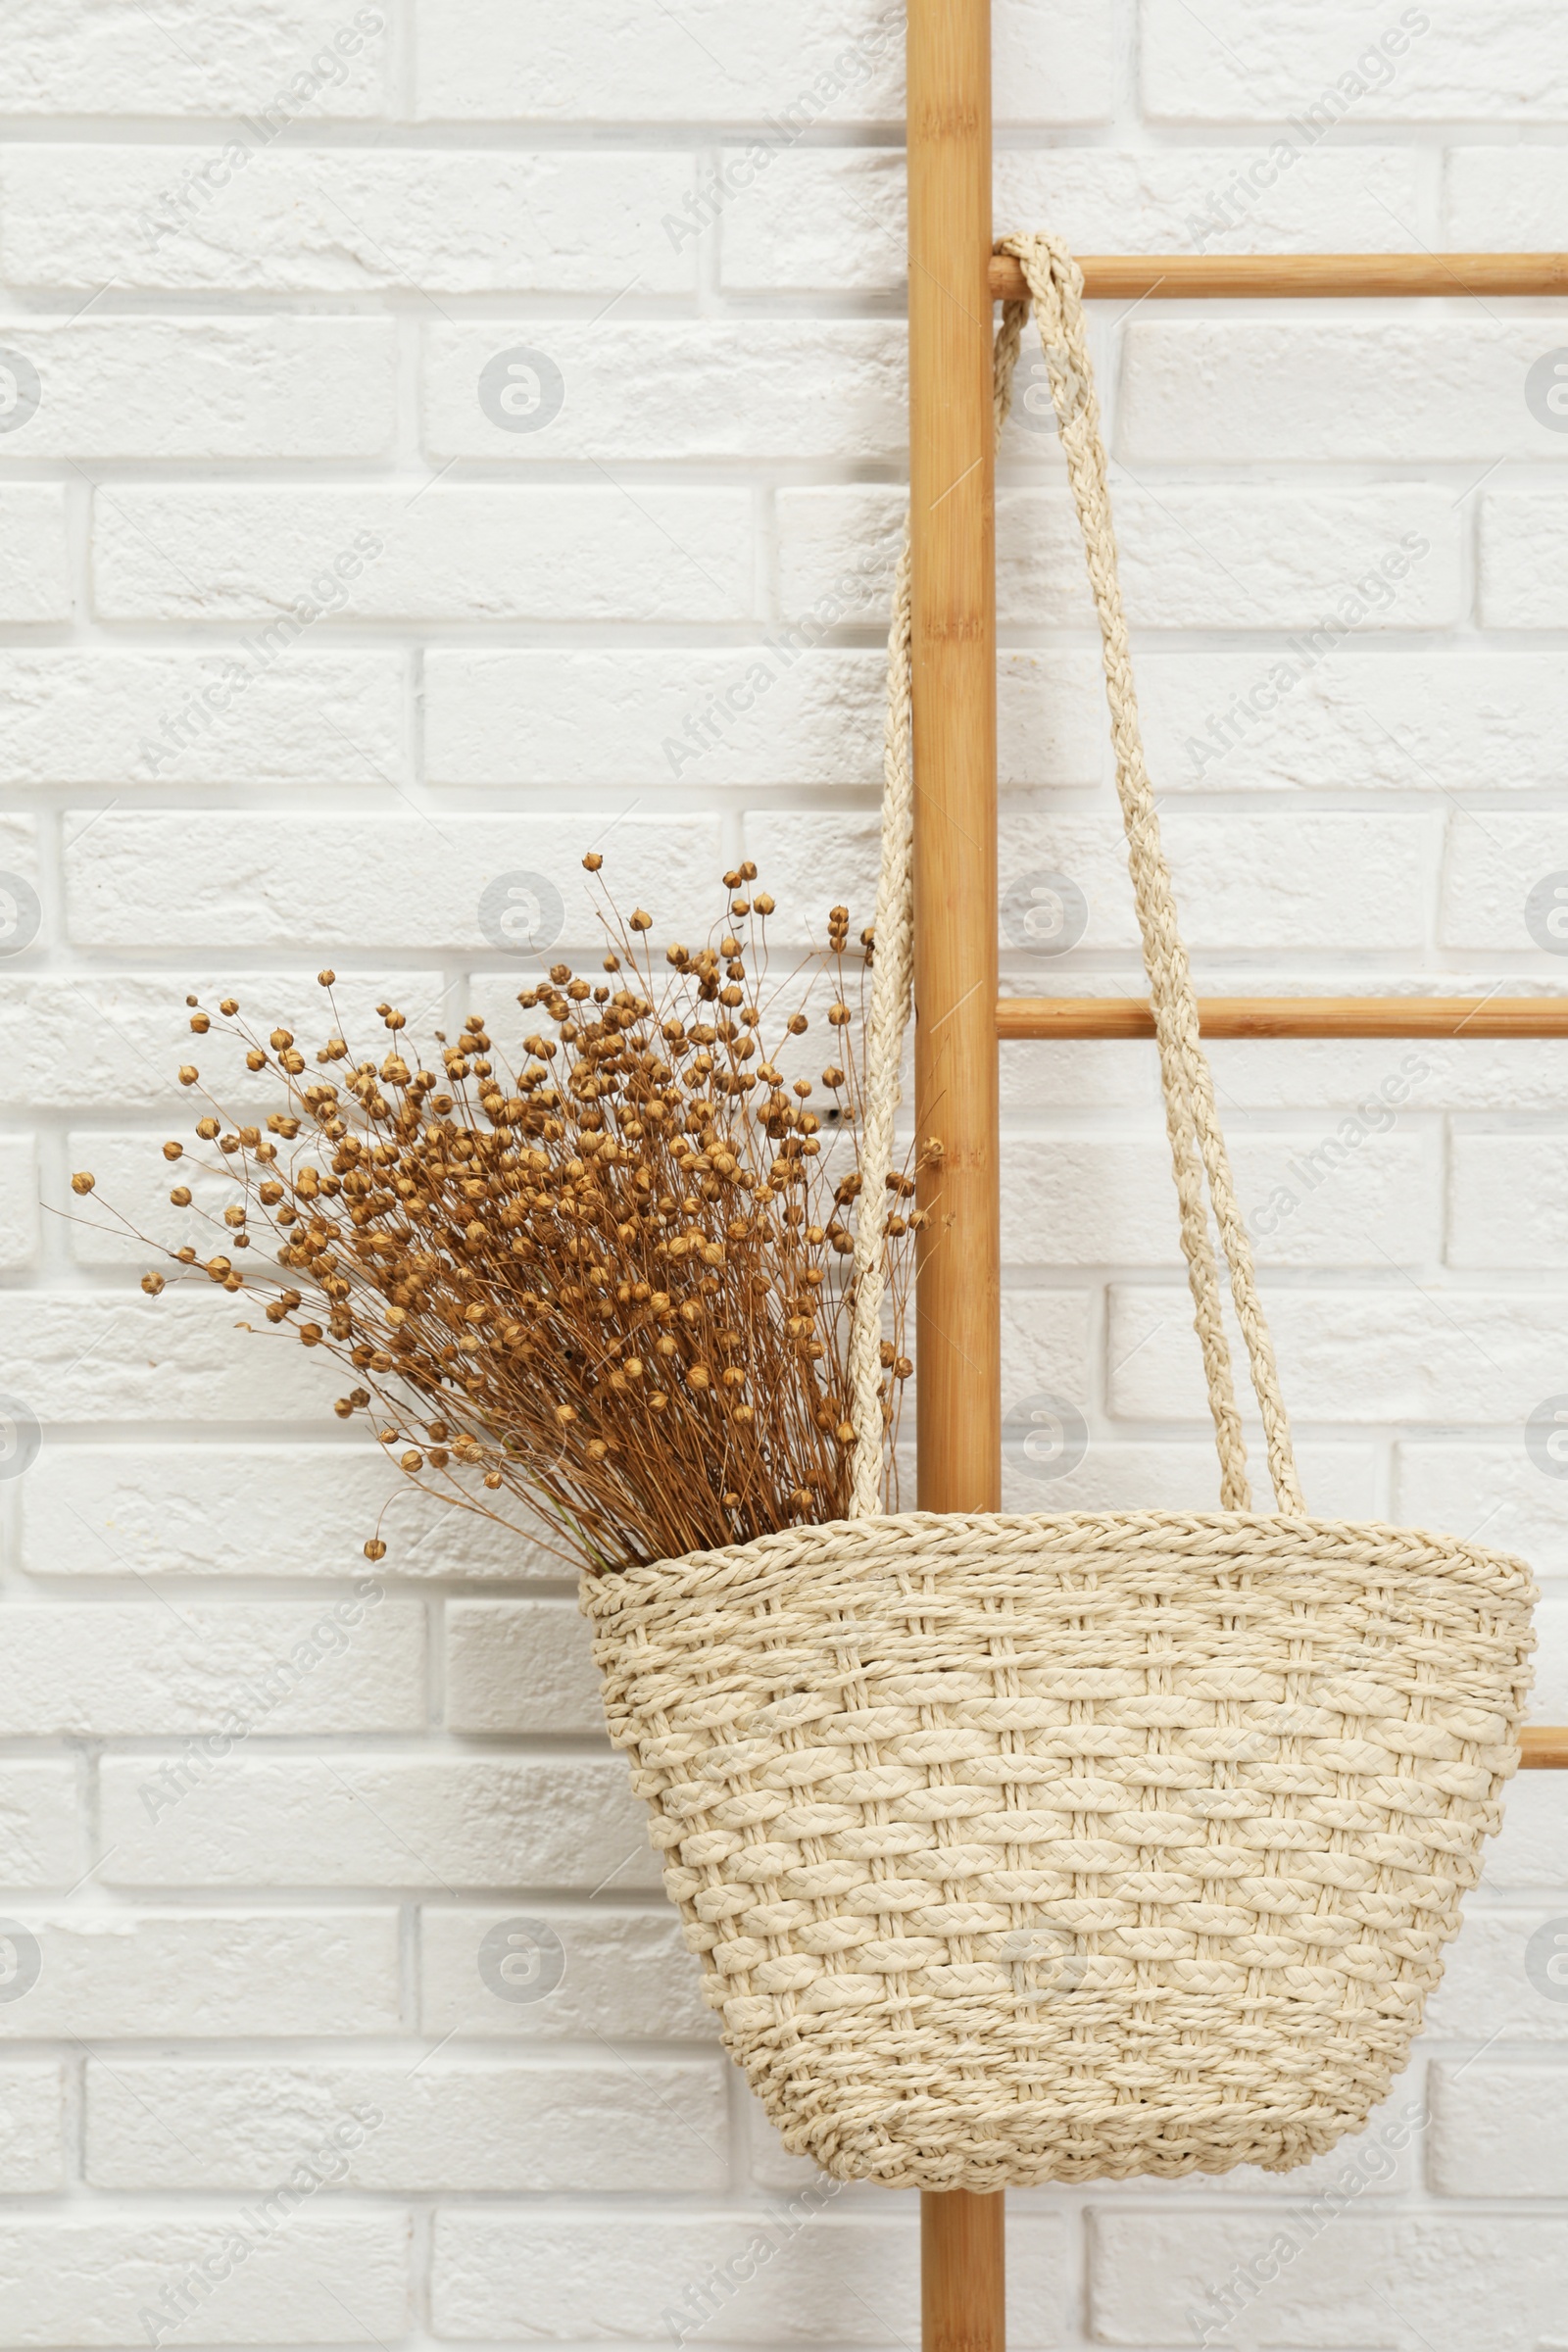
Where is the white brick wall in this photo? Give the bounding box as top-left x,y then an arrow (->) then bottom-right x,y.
2,3 -> 1565,2347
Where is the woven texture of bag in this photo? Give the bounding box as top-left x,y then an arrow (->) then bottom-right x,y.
584,1507 -> 1534,2187
582,232 -> 1538,2188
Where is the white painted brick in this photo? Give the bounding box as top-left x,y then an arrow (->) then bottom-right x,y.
425,649 -> 886,790
1120,321 -> 1568,463
778,485 -> 1460,631
0,488 -> 71,622
414,0 -> 1111,126
408,652 -> 1131,804
431,2208 -> 1068,2345
0,1293 -> 344,1423
0,2217 -> 408,2346
999,1291 -> 1094,1412
748,808 -> 1429,950
719,149 -> 906,295
414,0 -> 906,122
1488,1774 -> 1568,1889
99,1756 -> 662,1889
1141,650 -> 1562,793
0,3 -> 392,116
1205,1035 -> 1568,1115
723,147 -> 1427,292
24,1446 -> 561,1581
418,1906 -> 715,2040
0,2067 -> 64,2192
998,1040 -> 1162,1113
576,651 -> 1111,805
1479,490 -> 1568,628
1440,811 -> 1568,950
1424,1906 -> 1568,2042
0,1598 -> 424,1737
422,321 -> 906,463
1001,1441 -> 1375,1521
999,658 -> 1111,792
0,1134 -> 38,1271
1082,1031 -> 1566,1118
92,486 -> 753,624
1431,2063 -> 1568,2197
1235,1110 -> 1443,1273
1532,1593 -> 1568,1722
0,969 -> 436,1109
1142,0 -> 1568,121
995,144 -> 1428,251
1446,145 -> 1568,248
0,1911 -> 401,2038
445,1600 -> 604,1734
2,149 -> 695,294
0,319 -> 394,458
67,812 -> 723,948
86,2056 -> 727,2191
1004,1129 -> 1440,1268
1091,2208 -> 1567,2349
773,489 -> 904,626
1396,1445 -> 1568,1581
1107,1282 -> 1568,1426
1449,1134 -> 1568,1268
0,1764 -> 83,1888
0,652 -> 405,788
997,808 -> 1429,949
965,0 -> 1118,125
0,815 -> 39,888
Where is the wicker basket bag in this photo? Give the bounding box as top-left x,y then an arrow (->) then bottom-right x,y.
581,234 -> 1538,2190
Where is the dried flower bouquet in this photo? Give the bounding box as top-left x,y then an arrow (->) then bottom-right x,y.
76,858 -> 915,1575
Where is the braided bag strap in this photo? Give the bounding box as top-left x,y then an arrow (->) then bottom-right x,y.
848,229 -> 1305,1520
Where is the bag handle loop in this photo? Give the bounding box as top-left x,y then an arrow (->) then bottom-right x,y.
848,229 -> 1305,1521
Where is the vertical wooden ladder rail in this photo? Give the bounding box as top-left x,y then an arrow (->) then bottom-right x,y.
906,3 -> 1006,2348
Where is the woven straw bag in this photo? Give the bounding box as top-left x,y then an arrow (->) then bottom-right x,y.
582,234 -> 1538,2189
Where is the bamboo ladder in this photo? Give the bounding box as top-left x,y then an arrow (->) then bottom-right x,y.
905,5 -> 1568,2343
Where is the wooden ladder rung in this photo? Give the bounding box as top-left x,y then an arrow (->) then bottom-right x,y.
1523,1729 -> 1568,1769
987,251 -> 1568,302
999,997 -> 1568,1041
